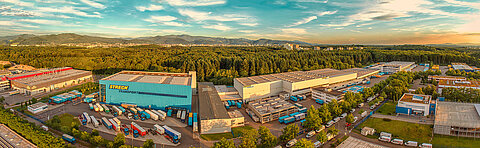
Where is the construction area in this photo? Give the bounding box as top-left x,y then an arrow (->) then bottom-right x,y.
434,101 -> 480,138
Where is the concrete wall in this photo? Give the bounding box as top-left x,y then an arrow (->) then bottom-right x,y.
239,80 -> 283,102
328,73 -> 357,84
200,119 -> 232,134
290,78 -> 329,92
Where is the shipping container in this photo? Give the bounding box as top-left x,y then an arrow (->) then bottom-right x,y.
153,124 -> 165,135
102,104 -> 110,113
136,107 -> 144,113
131,122 -> 147,136
181,110 -> 186,122
188,113 -> 193,126
146,110 -> 158,120
89,103 -> 94,110
94,104 -> 99,112
90,116 -> 99,127
193,113 -> 198,122
112,106 -> 122,115
177,110 -> 182,119
152,110 -> 166,120
236,102 -> 242,108
113,117 -> 121,126
193,121 -> 198,132
118,106 -> 126,113
284,117 -> 295,124
294,113 -> 306,121
163,125 -> 181,144
130,108 -> 138,114
96,103 -> 104,112
167,109 -> 172,116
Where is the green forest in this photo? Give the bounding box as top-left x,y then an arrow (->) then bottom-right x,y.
1,45 -> 480,85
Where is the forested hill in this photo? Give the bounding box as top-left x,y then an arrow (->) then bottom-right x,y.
2,45 -> 480,85
0,33 -> 312,46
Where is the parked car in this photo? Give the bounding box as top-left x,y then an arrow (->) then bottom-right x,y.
370,105 -> 376,110
340,113 -> 347,118
420,143 -> 433,148
405,141 -> 418,147
378,136 -> 391,142
391,139 -> 403,145
286,139 -> 297,147
306,131 -> 316,138
358,103 -> 364,108
326,120 -> 335,128
350,109 -> 355,113
345,123 -> 352,127
353,116 -> 358,123
315,125 -> 325,133
314,141 -> 322,148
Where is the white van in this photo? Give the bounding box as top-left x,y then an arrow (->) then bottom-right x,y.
334,117 -> 341,123
378,136 -> 391,142
306,131 -> 316,138
420,143 -> 433,148
353,116 -> 358,123
358,103 -> 364,107
314,141 -> 322,148
404,141 -> 418,147
326,120 -> 335,128
391,139 -> 403,145
340,113 -> 347,118
286,139 -> 297,147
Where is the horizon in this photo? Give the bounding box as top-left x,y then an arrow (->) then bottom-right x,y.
1,0 -> 480,45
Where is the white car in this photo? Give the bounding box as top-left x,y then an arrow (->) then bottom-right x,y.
370,105 -> 376,110
314,141 -> 322,148
340,113 -> 347,118
286,139 -> 297,147
306,131 -> 316,138
350,109 -> 356,113
353,116 -> 358,123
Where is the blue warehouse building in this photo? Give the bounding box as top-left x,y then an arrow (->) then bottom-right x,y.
99,71 -> 196,111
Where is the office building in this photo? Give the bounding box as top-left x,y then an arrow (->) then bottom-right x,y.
396,93 -> 436,116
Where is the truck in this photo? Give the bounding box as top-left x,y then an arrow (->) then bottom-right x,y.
146,110 -> 158,120
188,112 -> 193,126
361,111 -> 368,117
94,104 -> 99,112
153,124 -> 165,135
279,116 -> 289,123
131,122 -> 147,136
140,111 -> 151,120
81,112 -> 90,125
294,113 -> 306,121
181,110 -> 186,122
391,139 -> 403,145
121,124 -> 130,135
109,119 -> 120,131
290,96 -> 298,102
177,110 -> 182,119
102,104 -> 110,113
236,102 -> 242,108
136,107 -> 144,113
152,110 -> 166,120
90,116 -> 99,127
129,108 -> 138,114
193,113 -> 198,132
113,117 -> 121,126
118,106 -> 126,114
112,106 -> 122,116
62,134 -> 76,144
167,109 -> 173,116
101,117 -> 112,129
163,125 -> 181,144
89,103 -> 94,110
298,108 -> 307,113
96,103 -> 104,112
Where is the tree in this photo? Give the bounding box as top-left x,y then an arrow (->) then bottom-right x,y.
328,126 -> 339,136
113,133 -> 126,148
258,126 -> 277,148
91,129 -> 99,136
293,138 -> 314,148
280,124 -> 299,142
319,105 -> 332,123
316,130 -> 327,144
345,114 -> 354,124
91,135 -> 103,146
106,142 -> 114,148
212,137 -> 236,148
304,105 -> 322,130
239,130 -> 258,148
143,139 -> 154,148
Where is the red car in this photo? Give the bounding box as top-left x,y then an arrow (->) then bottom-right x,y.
346,123 -> 352,127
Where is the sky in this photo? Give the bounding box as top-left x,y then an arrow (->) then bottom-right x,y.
0,0 -> 480,44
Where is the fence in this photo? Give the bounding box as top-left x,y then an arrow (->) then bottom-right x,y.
352,99 -> 390,130
16,109 -> 45,124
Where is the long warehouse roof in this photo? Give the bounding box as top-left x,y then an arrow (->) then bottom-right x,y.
435,101 -> 480,128
10,67 -> 92,88
101,71 -> 194,86
198,82 -> 230,120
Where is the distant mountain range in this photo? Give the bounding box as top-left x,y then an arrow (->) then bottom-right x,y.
0,33 -> 313,46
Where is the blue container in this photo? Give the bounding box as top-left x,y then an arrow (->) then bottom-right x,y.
193,113 -> 198,122
284,117 -> 295,124
315,99 -> 324,104
236,102 -> 242,108
118,106 -> 126,113
62,134 -> 76,144
167,109 -> 172,116
289,112 -> 300,117
299,108 -> 307,113
279,116 -> 289,123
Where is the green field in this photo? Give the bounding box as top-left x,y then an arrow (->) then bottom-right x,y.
57,113 -> 80,127
376,101 -> 396,115
356,117 -> 433,143
432,134 -> 480,148
200,126 -> 255,141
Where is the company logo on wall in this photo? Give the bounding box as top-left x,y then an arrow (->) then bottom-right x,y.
109,85 -> 129,90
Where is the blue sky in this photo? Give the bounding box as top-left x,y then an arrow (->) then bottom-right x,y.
1,0 -> 479,44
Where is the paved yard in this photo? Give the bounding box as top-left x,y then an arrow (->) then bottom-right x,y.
337,137 -> 386,148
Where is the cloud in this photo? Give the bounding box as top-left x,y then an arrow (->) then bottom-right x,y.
282,28 -> 307,34
319,22 -> 354,27
162,0 -> 226,6
37,6 -> 102,18
0,20 -> 38,28
371,13 -> 407,21
0,6 -> 35,17
136,4 -> 164,11
35,0 -> 78,5
202,23 -> 231,31
99,26 -> 154,31
178,9 -> 252,22
315,10 -> 337,16
18,19 -> 62,25
80,0 -> 105,9
289,16 -> 317,27
2,0 -> 34,7
143,15 -> 186,26
158,29 -> 186,34
238,30 -> 254,33
238,23 -> 258,27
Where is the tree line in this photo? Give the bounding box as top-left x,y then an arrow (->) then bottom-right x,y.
1,45 -> 477,85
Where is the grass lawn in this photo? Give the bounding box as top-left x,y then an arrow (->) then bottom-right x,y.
356,117 -> 433,143
432,134 -> 480,148
57,113 -> 80,127
200,125 -> 255,141
376,101 -> 396,115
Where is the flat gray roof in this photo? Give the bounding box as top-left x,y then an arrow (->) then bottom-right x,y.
337,137 -> 386,148
435,101 -> 480,128
198,82 -> 230,120
248,97 -> 296,116
383,61 -> 415,67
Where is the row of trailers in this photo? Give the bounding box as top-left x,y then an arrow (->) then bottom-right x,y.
89,103 -> 168,122
80,112 -> 182,144
165,107 -> 198,132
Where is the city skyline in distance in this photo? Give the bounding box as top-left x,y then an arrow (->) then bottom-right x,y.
1,0 -> 480,45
